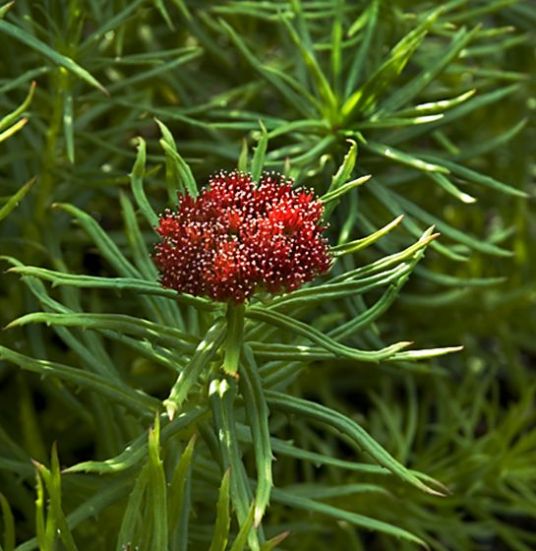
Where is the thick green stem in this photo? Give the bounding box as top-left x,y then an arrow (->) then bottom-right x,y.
223,303 -> 245,376
36,68 -> 67,221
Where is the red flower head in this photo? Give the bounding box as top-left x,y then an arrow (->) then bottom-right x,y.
154,171 -> 332,303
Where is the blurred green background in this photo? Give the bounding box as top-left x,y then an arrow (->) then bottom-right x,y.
0,1 -> 534,549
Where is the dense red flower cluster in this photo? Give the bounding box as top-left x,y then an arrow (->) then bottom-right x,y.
154,171 -> 331,303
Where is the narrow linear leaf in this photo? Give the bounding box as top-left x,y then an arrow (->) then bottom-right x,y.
364,185 -> 468,262
0,2 -> 15,18
389,84 -> 520,145
327,140 -> 357,194
130,137 -> 159,226
154,0 -> 174,29
63,91 -> 75,163
422,156 -> 528,198
229,504 -> 256,551
377,26 -> 479,115
345,0 -> 380,97
259,531 -> 290,551
330,227 -> 438,283
34,464 -> 49,551
390,346 -> 463,361
454,118 -> 527,161
0,80 -> 36,131
64,408 -> 206,475
321,175 -> 371,206
81,0 -> 145,48
238,139 -> 249,172
219,19 -> 314,118
251,122 -> 268,182
0,178 -> 35,221
271,487 -> 427,547
266,391 -> 443,496
209,378 -> 259,551
331,215 -> 403,256
328,282 -> 406,341
119,192 -> 157,279
5,265 -> 218,311
357,114 -> 444,129
247,307 -> 411,363
0,21 -> 107,93
0,493 -> 15,551
52,203 -> 139,278
361,139 -> 449,174
0,346 -> 159,415
427,172 -> 477,204
208,470 -> 232,551
394,89 -> 476,117
385,188 -> 514,256
120,192 -> 184,328
323,140 -> 357,218
283,483 -> 389,500
342,6 -> 443,119
252,340 -> 457,366
164,322 -> 225,419
34,447 -> 78,551
286,135 -> 336,167
415,266 -> 506,288
266,119 -> 328,140
0,117 -> 27,143
268,263 -> 413,310
115,465 -> 149,551
7,312 -> 197,352
240,347 -> 273,526
147,416 -> 168,550
330,0 -> 343,89
168,435 -> 197,549
223,304 -> 245,376
281,14 -> 337,116
156,119 -> 198,198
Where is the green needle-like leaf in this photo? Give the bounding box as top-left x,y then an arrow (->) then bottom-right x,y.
7,312 -> 197,352
376,26 -> 480,116
331,215 -> 403,256
5,264 -> 218,311
168,435 -> 196,550
267,391 -> 443,496
0,117 -> 27,143
0,21 -> 107,94
147,417 -> 168,550
240,347 -> 273,527
247,307 -> 411,363
0,80 -> 35,131
0,493 -> 15,551
0,347 -> 160,415
156,119 -> 198,198
223,304 -> 245,376
164,321 -> 225,419
271,487 -> 427,547
281,14 -> 338,119
209,470 -> 232,551
64,408 -> 206,475
342,6 -> 444,119
251,122 -> 268,182
130,137 -> 159,227
229,504 -> 256,551
0,178 -> 34,221
209,378 -> 259,550
116,465 -> 149,551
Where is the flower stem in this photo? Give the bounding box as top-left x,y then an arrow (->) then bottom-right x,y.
223,303 -> 245,376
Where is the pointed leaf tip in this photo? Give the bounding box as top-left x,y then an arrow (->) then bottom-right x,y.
164,400 -> 177,420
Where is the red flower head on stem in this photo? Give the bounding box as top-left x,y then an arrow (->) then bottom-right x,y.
154,171 -> 332,303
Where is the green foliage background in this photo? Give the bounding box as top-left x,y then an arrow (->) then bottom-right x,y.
0,1 -> 534,550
